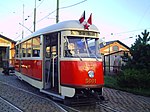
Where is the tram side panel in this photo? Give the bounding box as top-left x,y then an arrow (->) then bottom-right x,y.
32,60 -> 42,80
14,59 -> 20,72
60,61 -> 104,88
15,59 -> 42,81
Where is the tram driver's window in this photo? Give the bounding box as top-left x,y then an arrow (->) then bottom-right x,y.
64,37 -> 73,57
32,37 -> 40,57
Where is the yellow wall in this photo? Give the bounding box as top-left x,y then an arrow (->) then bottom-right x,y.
0,38 -> 15,60
100,41 -> 129,55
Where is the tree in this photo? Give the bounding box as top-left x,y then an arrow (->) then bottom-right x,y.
129,29 -> 150,71
138,29 -> 150,45
131,30 -> 150,50
118,30 -> 150,89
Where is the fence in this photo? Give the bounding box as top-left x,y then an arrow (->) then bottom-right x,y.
103,50 -> 130,75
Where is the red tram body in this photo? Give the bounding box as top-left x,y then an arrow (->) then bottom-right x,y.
60,61 -> 104,87
13,20 -> 104,101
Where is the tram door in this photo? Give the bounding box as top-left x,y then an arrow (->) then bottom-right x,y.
44,33 -> 59,92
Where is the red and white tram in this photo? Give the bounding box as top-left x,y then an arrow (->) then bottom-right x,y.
14,20 -> 104,101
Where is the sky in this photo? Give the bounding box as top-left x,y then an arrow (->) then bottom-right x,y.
0,0 -> 150,47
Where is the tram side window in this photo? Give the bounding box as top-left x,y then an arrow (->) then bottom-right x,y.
32,37 -> 40,57
19,44 -> 22,58
51,46 -> 56,57
22,42 -> 26,57
46,36 -> 51,58
15,45 -> 19,58
26,39 -> 32,57
51,35 -> 57,57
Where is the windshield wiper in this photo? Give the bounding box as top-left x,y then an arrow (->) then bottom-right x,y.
90,53 -> 99,61
84,38 -> 90,57
77,53 -> 82,61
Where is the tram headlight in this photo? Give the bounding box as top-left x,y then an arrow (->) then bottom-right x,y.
88,70 -> 94,78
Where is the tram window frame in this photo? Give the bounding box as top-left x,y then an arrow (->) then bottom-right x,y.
22,42 -> 27,57
51,46 -> 57,57
19,44 -> 22,58
46,46 -> 50,58
45,33 -> 58,58
15,45 -> 19,58
32,37 -> 40,57
26,39 -> 32,57
51,34 -> 57,57
63,36 -> 101,58
45,35 -> 51,58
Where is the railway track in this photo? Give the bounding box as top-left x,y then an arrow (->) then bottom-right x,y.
57,101 -> 122,112
0,79 -> 122,112
1,73 -> 150,112
0,74 -> 124,112
0,96 -> 23,112
66,101 -> 122,112
0,80 -> 79,112
98,103 -> 122,112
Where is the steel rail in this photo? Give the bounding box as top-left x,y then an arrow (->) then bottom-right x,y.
0,96 -> 23,112
0,80 -> 66,112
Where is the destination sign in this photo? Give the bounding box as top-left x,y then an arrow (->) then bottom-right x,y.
71,30 -> 98,36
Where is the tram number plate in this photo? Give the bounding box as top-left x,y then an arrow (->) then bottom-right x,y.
85,78 -> 96,84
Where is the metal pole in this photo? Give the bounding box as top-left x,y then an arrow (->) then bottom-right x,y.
56,0 -> 59,23
104,55 -> 106,75
33,0 -> 36,32
19,23 -> 33,33
109,44 -> 110,72
22,4 -> 24,38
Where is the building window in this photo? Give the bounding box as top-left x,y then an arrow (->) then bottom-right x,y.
113,45 -> 119,52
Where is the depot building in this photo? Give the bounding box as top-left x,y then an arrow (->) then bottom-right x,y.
0,34 -> 16,68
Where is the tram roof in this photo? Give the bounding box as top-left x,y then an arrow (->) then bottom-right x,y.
17,20 -> 99,44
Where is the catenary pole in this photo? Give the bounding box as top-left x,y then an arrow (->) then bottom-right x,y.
56,0 -> 59,23
33,0 -> 36,32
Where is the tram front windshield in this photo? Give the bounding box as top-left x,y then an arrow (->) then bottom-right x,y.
64,36 -> 101,58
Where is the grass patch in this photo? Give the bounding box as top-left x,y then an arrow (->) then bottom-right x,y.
104,75 -> 150,97
104,75 -> 118,88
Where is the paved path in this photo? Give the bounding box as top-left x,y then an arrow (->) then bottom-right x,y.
0,96 -> 22,112
0,70 -> 65,112
0,69 -> 150,112
103,87 -> 150,112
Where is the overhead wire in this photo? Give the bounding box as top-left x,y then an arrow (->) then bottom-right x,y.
24,0 -> 45,21
136,3 -> 150,28
16,0 -> 87,39
15,0 -> 45,39
37,0 -> 45,8
37,0 -> 87,23
114,28 -> 150,35
59,0 -> 87,9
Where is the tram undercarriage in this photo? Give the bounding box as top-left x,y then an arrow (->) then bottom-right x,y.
63,88 -> 104,105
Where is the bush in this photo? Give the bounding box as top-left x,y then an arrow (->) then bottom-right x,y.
117,69 -> 150,89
